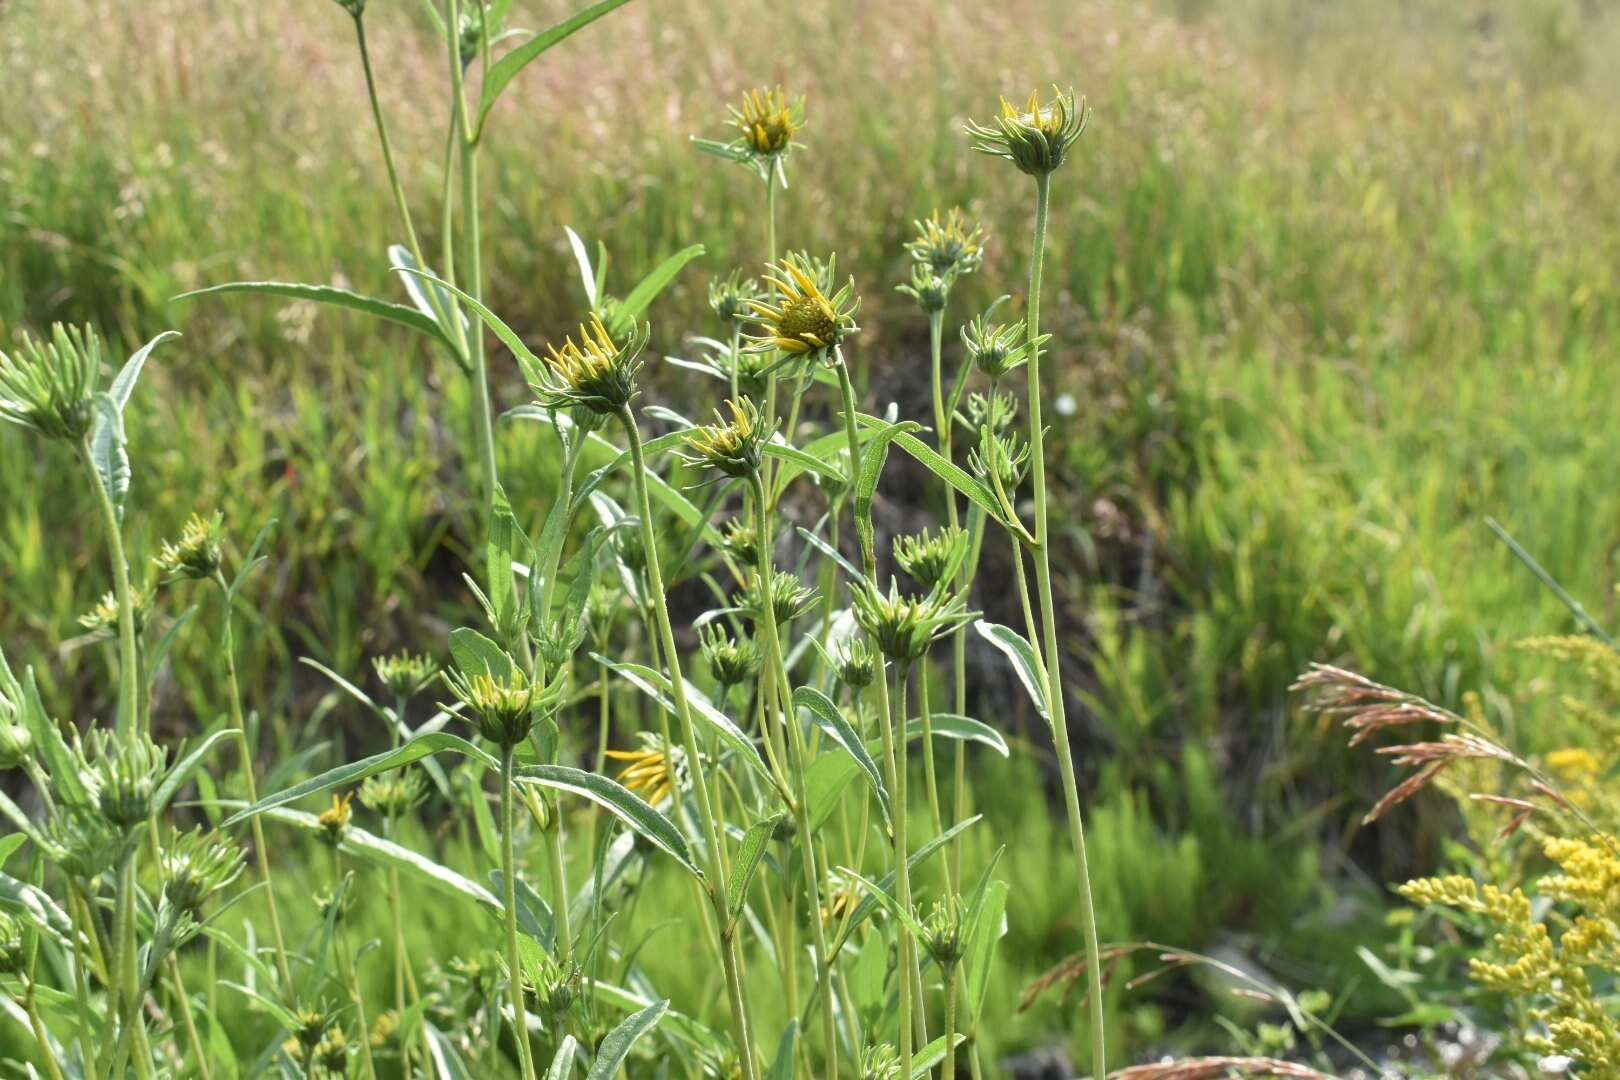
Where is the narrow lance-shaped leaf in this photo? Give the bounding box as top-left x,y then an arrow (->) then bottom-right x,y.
726,813 -> 784,928
594,655 -> 775,790
477,0 -> 635,136
222,732 -> 498,827
900,713 -> 1010,757
547,1036 -> 580,1080
514,764 -> 699,880
584,1001 -> 668,1080
793,686 -> 891,823
174,281 -> 450,347
620,244 -> 705,319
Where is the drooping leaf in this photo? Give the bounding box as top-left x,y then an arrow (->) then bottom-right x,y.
792,686 -> 890,822
974,621 -> 1051,723
222,733 -> 497,827
901,713 -> 1010,757
514,765 -> 699,879
175,281 -> 449,346
594,656 -> 773,789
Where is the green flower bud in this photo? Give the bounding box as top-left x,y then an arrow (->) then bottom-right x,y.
0,323 -> 103,441
965,87 -> 1088,177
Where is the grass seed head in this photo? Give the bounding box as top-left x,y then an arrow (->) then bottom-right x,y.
0,323 -> 103,441
746,253 -> 860,361
966,87 -> 1088,177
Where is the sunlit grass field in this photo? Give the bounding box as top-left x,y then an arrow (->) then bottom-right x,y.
6,0 -> 1620,1067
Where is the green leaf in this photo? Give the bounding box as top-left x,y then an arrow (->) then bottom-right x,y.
449,627 -> 514,681
153,728 -> 238,816
10,663 -> 87,806
587,983 -> 722,1056
974,621 -> 1051,723
490,869 -> 555,949
564,227 -> 597,307
839,867 -> 926,938
762,440 -> 846,487
620,244 -> 705,319
792,686 -> 890,822
902,713 -> 1009,757
261,807 -> 501,915
883,424 -> 1008,528
0,870 -> 72,944
593,656 -> 773,788
804,752 -> 861,832
427,1024 -> 476,1080
965,879 -> 1009,1018
0,833 -> 26,866
477,0 -> 634,134
584,1000 -> 667,1080
514,765 -> 699,879
768,1021 -> 798,1080
546,1036 -> 580,1080
690,137 -> 751,163
89,392 -> 129,512
911,1034 -> 968,1077
222,732 -> 497,827
854,419 -> 922,568
726,814 -> 784,927
174,281 -> 448,346
832,816 -> 983,952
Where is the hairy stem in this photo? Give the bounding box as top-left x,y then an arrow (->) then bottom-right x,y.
78,439 -> 138,741
500,746 -> 539,1080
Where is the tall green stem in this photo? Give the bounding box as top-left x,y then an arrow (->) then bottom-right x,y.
78,440 -> 138,740
1024,172 -> 1106,1079
750,475 -> 839,1077
215,573 -> 292,986
619,408 -> 759,1079
500,747 -> 539,1080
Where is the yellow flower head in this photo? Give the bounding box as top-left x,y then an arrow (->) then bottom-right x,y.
729,87 -> 803,158
745,253 -> 860,360
680,397 -> 773,479
317,792 -> 354,846
965,87 -> 1088,176
153,511 -> 225,583
528,313 -> 648,416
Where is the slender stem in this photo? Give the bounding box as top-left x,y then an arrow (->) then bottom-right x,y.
447,0 -> 497,527
916,664 -> 945,851
1024,171 -> 1106,1079
214,573 -> 292,986
500,747 -> 539,1080
894,665 -> 917,1073
543,815 -> 573,966
942,967 -> 960,1080
167,957 -> 211,1080
68,895 -> 103,1080
383,812 -> 411,1080
25,978 -> 67,1080
78,439 -> 138,740
618,409 -> 759,1080
750,475 -> 839,1078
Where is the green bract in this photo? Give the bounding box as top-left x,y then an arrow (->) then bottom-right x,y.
965,87 -> 1088,176
0,323 -> 103,441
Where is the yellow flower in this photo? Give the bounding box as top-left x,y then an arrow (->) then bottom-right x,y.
528,313 -> 647,416
1545,747 -> 1600,780
317,792 -> 354,845
906,208 -> 986,278
605,739 -> 680,805
745,254 -> 859,360
729,87 -> 802,158
680,397 -> 771,478
965,87 -> 1088,176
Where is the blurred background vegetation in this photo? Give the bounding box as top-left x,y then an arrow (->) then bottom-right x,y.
5,0 -> 1620,1066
